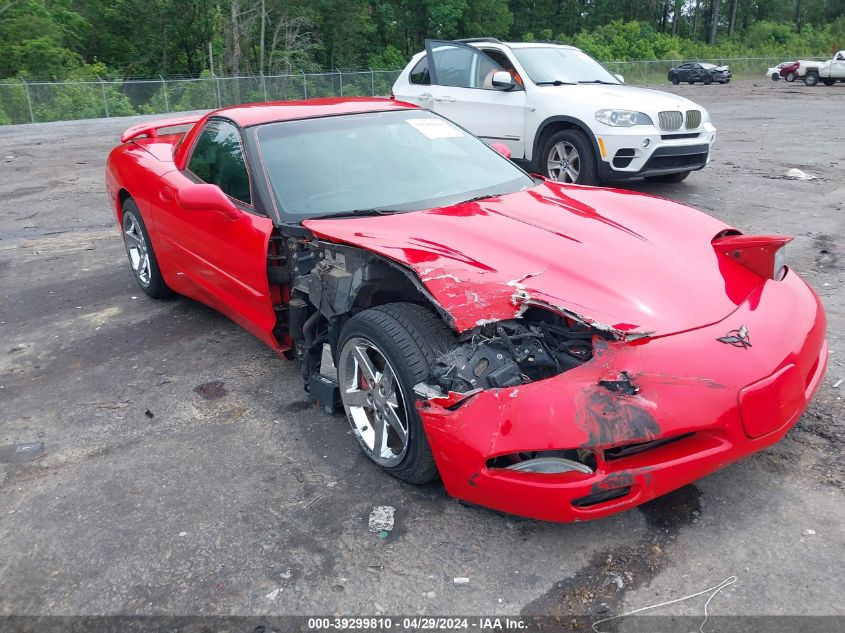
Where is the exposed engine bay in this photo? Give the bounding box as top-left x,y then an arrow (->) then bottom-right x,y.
272,234 -> 602,409
428,310 -> 597,393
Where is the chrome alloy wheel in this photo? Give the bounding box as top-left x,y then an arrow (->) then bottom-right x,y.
122,212 -> 151,286
547,141 -> 581,183
338,337 -> 409,467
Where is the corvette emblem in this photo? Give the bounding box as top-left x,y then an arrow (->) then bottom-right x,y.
717,325 -> 752,349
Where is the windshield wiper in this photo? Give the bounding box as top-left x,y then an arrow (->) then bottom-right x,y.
459,192 -> 507,204
577,80 -> 620,85
535,80 -> 576,86
309,207 -> 396,220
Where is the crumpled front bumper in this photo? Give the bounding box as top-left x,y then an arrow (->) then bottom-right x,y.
418,270 -> 827,522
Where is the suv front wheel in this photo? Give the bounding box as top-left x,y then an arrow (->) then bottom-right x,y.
542,129 -> 597,185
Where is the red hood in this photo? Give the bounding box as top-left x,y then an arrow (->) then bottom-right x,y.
303,182 -> 763,338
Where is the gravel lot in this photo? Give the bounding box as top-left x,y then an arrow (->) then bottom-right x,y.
1,80 -> 843,624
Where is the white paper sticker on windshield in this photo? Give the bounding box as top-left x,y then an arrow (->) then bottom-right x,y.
406,118 -> 464,139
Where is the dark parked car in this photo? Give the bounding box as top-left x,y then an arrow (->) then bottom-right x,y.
668,62 -> 732,85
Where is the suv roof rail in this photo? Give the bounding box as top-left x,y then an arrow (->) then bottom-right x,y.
453,37 -> 503,44
530,39 -> 571,46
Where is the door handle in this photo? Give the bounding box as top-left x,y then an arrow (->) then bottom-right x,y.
418,93 -> 433,100
434,95 -> 456,102
159,187 -> 175,202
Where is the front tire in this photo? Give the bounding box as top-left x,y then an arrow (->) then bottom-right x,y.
337,303 -> 456,484
671,76 -> 680,85
771,73 -> 779,81
645,171 -> 690,183
542,129 -> 597,185
121,198 -> 171,299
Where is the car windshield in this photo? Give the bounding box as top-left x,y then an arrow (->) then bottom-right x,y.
511,47 -> 621,85
254,109 -> 532,218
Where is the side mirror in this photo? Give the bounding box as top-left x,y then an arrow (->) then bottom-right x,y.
491,143 -> 511,159
614,73 -> 625,84
492,71 -> 515,90
177,183 -> 240,220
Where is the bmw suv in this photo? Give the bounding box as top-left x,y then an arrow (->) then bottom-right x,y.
392,39 -> 717,185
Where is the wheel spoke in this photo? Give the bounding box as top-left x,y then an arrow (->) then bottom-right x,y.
372,413 -> 388,457
343,388 -> 371,408
566,166 -> 578,182
383,404 -> 407,445
378,363 -> 396,392
353,345 -> 378,387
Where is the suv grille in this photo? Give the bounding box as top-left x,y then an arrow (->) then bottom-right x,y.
686,109 -> 702,129
658,111 -> 683,131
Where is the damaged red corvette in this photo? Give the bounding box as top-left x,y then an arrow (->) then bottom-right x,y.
105,98 -> 827,522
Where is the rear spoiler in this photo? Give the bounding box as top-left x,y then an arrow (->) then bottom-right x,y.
120,114 -> 203,144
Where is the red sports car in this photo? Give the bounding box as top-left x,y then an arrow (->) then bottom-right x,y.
105,98 -> 827,522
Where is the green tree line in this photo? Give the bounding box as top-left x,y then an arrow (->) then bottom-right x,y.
2,0 -> 843,81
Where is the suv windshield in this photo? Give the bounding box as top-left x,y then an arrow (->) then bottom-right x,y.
255,109 -> 532,218
512,47 -> 621,85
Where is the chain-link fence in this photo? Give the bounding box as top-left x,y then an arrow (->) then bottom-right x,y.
0,57 -> 827,126
0,69 -> 404,125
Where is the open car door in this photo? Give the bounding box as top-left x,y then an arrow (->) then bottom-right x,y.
424,40 -> 527,159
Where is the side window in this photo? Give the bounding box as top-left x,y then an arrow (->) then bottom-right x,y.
409,56 -> 430,85
836,52 -> 845,61
429,43 -> 501,89
187,119 -> 251,205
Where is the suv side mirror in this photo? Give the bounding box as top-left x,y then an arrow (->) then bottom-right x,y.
492,71 -> 515,90
614,73 -> 625,84
177,183 -> 240,220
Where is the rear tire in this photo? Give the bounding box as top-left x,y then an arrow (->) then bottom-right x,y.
337,303 -> 456,484
804,72 -> 819,86
822,78 -> 835,86
645,171 -> 690,183
785,72 -> 796,82
121,198 -> 172,299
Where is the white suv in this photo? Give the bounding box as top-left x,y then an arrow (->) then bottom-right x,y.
392,39 -> 717,185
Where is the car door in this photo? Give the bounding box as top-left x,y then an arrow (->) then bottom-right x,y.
831,51 -> 845,78
422,40 -> 527,159
154,118 -> 279,349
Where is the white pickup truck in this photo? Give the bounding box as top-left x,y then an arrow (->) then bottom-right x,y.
801,51 -> 845,86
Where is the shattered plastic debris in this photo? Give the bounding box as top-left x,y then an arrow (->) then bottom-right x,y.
368,506 -> 395,533
0,441 -> 46,464
802,529 -> 816,536
785,168 -> 817,180
265,588 -> 283,600
833,379 -> 843,389
144,409 -> 154,418
453,577 -> 470,584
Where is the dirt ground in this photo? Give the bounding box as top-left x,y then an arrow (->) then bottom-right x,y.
1,80 -> 843,624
